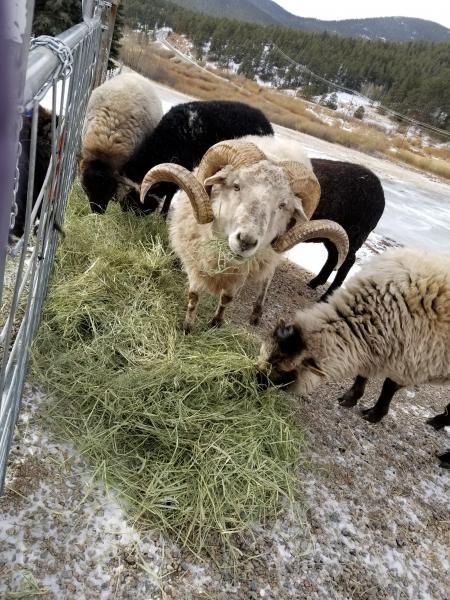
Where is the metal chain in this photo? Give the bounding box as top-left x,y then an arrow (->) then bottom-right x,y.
9,107 -> 24,237
30,36 -> 74,77
9,37 -> 73,247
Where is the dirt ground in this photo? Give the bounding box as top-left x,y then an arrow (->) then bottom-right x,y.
1,256 -> 449,600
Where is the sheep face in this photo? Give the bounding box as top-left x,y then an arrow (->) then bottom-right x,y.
204,161 -> 307,259
80,159 -> 118,214
257,320 -> 325,394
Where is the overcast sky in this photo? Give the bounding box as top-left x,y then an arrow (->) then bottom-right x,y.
275,1 -> 450,30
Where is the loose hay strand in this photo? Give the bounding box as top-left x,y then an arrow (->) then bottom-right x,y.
32,182 -> 305,554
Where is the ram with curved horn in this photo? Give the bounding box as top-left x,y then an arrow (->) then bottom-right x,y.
140,139 -> 348,332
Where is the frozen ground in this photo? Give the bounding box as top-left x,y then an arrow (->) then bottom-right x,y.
2,77 -> 449,599
2,264 -> 449,599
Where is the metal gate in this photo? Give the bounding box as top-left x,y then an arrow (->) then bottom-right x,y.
0,0 -> 118,493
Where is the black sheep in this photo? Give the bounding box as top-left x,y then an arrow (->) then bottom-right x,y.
308,158 -> 385,300
89,100 -> 273,215
10,106 -> 53,240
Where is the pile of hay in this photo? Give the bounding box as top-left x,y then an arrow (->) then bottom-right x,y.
32,184 -> 305,553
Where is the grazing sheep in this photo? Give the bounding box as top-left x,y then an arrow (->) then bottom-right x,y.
119,100 -> 274,216
139,139 -> 348,332
80,72 -> 163,213
10,105 -> 53,240
238,137 -> 385,300
258,248 -> 450,465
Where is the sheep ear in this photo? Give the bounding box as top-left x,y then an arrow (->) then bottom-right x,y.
293,198 -> 308,224
274,322 -> 304,355
203,165 -> 233,188
303,357 -> 325,377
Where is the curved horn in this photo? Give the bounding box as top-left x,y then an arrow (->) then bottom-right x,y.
278,161 -> 321,218
197,140 -> 266,189
140,163 -> 213,224
272,220 -> 349,267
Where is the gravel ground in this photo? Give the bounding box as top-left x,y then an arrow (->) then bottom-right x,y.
1,253 -> 449,600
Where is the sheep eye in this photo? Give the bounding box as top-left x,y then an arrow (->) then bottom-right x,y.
279,201 -> 287,209
233,183 -> 240,192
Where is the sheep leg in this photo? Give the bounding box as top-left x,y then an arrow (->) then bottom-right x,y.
426,402 -> 450,430
160,186 -> 178,218
338,375 -> 367,408
209,291 -> 234,328
437,450 -> 450,469
250,275 -> 273,325
361,378 -> 402,423
183,289 -> 200,334
320,252 -> 356,302
308,240 -> 339,289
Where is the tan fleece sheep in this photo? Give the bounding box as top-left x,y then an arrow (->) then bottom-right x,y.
259,247 -> 450,424
80,72 -> 163,212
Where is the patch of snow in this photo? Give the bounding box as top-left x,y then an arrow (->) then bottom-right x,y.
39,78 -> 69,115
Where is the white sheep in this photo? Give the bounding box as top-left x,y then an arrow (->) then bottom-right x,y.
139,139 -> 349,332
258,247 -> 450,425
80,72 -> 163,213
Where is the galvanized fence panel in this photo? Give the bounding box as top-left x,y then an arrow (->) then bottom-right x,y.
0,1 -> 118,492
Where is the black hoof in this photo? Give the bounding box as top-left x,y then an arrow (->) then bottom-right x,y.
437,450 -> 450,467
249,313 -> 260,326
338,396 -> 358,408
209,317 -> 223,329
426,416 -> 447,431
361,407 -> 384,423
308,278 -> 321,290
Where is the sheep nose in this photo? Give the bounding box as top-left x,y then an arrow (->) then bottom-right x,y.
237,232 -> 257,251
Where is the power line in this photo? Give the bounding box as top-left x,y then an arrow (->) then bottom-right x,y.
271,42 -> 450,140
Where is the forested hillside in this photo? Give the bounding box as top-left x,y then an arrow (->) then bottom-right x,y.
168,0 -> 450,43
124,0 -> 450,131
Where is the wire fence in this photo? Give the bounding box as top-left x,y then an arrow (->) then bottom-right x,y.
0,0 -> 118,493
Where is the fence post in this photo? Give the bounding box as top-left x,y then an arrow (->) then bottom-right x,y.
0,0 -> 35,310
93,0 -> 119,88
1,0 -> 114,495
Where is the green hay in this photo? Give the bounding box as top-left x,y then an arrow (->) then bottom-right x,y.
200,235 -> 253,276
32,183 -> 305,554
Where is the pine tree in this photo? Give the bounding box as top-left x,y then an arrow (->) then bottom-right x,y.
32,0 -> 124,68
354,105 -> 365,120
120,0 -> 450,130
32,0 -> 81,36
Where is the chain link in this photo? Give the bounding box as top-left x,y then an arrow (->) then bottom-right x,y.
9,107 -> 24,238
30,36 -> 74,77
9,37 -> 74,246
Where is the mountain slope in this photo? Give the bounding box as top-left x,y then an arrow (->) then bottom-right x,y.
171,0 -> 450,42
165,0 -> 275,26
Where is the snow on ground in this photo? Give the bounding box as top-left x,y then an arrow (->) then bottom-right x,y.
313,91 -> 398,134
39,78 -> 69,115
0,388 -> 164,599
